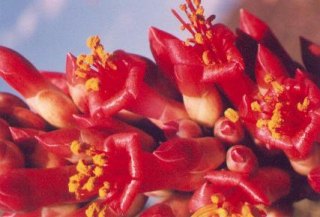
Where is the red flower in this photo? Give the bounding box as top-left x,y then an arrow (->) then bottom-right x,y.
67,133 -> 225,215
0,46 -> 79,128
66,36 -> 188,125
239,46 -> 320,160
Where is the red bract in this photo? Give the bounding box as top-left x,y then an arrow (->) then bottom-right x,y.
67,133 -> 225,215
66,36 -> 188,126
0,46 -> 79,128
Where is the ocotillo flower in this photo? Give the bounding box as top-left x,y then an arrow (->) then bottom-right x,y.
66,36 -> 188,126
68,133 -> 225,215
0,46 -> 79,128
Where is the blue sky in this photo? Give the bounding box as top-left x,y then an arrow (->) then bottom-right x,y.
0,0 -> 238,94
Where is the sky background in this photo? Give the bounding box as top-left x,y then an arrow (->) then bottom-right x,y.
0,0 -> 239,95
1,0 -> 320,96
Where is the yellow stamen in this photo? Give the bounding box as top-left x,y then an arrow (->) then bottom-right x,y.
76,160 -> 91,175
224,108 -> 239,123
92,153 -> 107,166
195,33 -> 204,44
256,119 -> 267,128
250,101 -> 261,112
86,35 -> 100,50
82,176 -> 96,192
99,182 -> 110,199
297,97 -> 310,112
263,73 -> 273,84
70,140 -> 82,154
202,50 -> 212,65
268,102 -> 283,139
93,166 -> 104,177
271,81 -> 284,93
85,202 -> 107,217
85,77 -> 100,91
192,194 -> 264,217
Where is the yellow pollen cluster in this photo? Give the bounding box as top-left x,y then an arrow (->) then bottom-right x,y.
191,194 -> 262,217
174,0 -> 217,65
224,108 -> 240,123
256,103 -> 283,139
85,202 -> 108,217
297,97 -> 310,112
250,101 -> 261,112
75,35 -> 117,92
68,140 -> 110,201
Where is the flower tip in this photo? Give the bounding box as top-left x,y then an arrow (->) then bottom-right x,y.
239,8 -> 268,40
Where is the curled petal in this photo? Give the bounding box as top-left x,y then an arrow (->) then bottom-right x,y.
214,116 -> 245,144
226,145 -> 258,175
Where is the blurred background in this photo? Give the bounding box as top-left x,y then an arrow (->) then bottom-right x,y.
1,0 -> 320,92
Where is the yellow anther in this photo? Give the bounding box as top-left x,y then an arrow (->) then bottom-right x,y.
93,166 -> 104,177
250,101 -> 261,112
85,202 -> 100,217
256,119 -> 267,128
68,173 -> 84,193
196,6 -> 204,15
263,73 -> 273,84
98,182 -> 110,199
211,195 -> 220,204
195,33 -> 204,44
179,4 -> 187,11
271,81 -> 284,93
70,140 -> 82,154
85,202 -> 107,217
224,108 -> 240,123
85,77 -> 100,91
202,50 -> 212,65
297,97 -> 310,112
82,177 -> 96,192
76,160 -> 91,175
75,70 -> 87,78
87,36 -> 100,50
268,102 -> 283,139
93,153 -> 107,166
241,204 -> 254,217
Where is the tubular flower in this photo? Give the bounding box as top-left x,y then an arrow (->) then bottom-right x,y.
149,0 -> 255,125
0,46 -> 79,128
66,36 -> 188,125
239,49 -> 320,160
68,133 -> 225,215
189,167 -> 290,217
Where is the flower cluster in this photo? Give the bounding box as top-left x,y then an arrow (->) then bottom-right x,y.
0,0 -> 320,216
